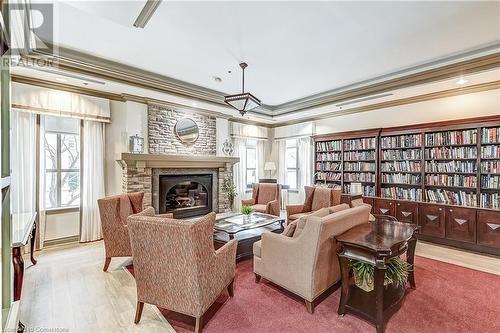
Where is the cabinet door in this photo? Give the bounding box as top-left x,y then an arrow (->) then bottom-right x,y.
477,210 -> 500,248
396,201 -> 418,224
374,198 -> 395,217
419,203 -> 445,238
363,197 -> 374,212
445,207 -> 476,243
340,194 -> 351,205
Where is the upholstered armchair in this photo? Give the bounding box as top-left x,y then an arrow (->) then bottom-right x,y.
241,183 -> 281,216
253,205 -> 371,313
97,192 -> 173,272
127,212 -> 237,333
286,186 -> 341,222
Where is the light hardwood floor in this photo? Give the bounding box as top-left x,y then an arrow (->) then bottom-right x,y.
19,240 -> 500,333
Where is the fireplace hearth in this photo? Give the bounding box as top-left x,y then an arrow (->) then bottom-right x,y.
158,174 -> 213,218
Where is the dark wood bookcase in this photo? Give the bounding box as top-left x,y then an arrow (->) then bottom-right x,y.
313,116 -> 500,256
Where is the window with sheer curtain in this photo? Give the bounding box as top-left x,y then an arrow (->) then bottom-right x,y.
245,139 -> 257,185
43,116 -> 80,209
285,139 -> 298,189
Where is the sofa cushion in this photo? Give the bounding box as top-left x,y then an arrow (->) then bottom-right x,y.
257,184 -> 278,204
282,222 -> 296,237
253,240 -> 262,258
252,204 -> 267,213
327,203 -> 350,214
293,208 -> 330,238
311,187 -> 332,212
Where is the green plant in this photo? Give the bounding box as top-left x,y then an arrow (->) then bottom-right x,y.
221,177 -> 237,207
349,257 -> 411,292
241,205 -> 254,215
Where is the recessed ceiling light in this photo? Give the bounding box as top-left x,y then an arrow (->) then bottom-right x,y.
213,76 -> 222,82
456,78 -> 468,85
55,77 -> 67,82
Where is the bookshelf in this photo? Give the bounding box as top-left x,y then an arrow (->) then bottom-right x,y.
314,139 -> 342,190
480,126 -> 500,209
343,137 -> 377,196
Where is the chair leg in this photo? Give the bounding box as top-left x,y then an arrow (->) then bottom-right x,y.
305,300 -> 314,314
134,301 -> 144,324
254,273 -> 261,283
227,279 -> 234,297
195,315 -> 204,333
103,257 -> 111,272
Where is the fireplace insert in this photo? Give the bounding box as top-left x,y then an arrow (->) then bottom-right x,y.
158,174 -> 213,218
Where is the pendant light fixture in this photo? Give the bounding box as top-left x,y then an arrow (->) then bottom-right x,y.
224,62 -> 261,116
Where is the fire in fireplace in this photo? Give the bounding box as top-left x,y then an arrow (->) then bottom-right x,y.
158,174 -> 213,218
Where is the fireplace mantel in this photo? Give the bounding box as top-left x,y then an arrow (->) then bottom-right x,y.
118,153 -> 239,171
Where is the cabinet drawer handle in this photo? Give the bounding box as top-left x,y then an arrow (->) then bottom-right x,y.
449,209 -> 453,212
426,214 -> 438,222
438,208 -> 442,211
397,203 -> 400,206
487,223 -> 500,231
454,218 -> 467,225
402,211 -> 412,217
389,202 -> 393,205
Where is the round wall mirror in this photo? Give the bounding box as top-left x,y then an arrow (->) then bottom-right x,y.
175,118 -> 199,143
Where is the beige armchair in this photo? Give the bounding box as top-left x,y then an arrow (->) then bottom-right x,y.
97,192 -> 173,272
127,212 -> 237,333
286,186 -> 341,222
253,205 -> 371,313
241,183 -> 281,216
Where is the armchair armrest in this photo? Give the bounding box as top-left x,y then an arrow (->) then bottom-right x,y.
241,198 -> 255,206
266,199 -> 281,217
214,239 -> 238,286
157,213 -> 174,218
286,204 -> 305,218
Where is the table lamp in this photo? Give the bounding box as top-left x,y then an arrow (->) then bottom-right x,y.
264,162 -> 276,178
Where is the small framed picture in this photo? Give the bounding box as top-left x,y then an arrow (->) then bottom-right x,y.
129,134 -> 144,153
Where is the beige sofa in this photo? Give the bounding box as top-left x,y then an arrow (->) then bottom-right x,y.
253,204 -> 371,313
286,186 -> 342,222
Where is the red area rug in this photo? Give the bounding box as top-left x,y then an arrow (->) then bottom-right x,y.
127,256 -> 500,333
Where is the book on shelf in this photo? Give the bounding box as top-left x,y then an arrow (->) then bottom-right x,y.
482,127 -> 500,144
315,182 -> 341,190
381,134 -> 422,149
344,151 -> 375,160
382,173 -> 420,184
425,129 -> 477,146
344,161 -> 376,171
382,187 -> 422,201
481,175 -> 500,189
481,146 -> 500,159
481,161 -> 500,174
425,189 -> 477,207
344,172 -> 376,182
316,152 -> 341,161
425,161 -> 476,173
316,140 -> 341,151
425,174 -> 477,188
480,193 -> 500,209
381,148 -> 421,160
425,147 -> 477,159
381,161 -> 421,172
343,138 -> 376,150
315,161 -> 341,171
315,172 -> 342,181
344,184 -> 375,196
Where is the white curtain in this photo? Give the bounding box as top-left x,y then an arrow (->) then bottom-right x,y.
277,140 -> 286,185
256,140 -> 265,180
11,110 -> 36,240
38,117 -> 47,248
80,120 -> 105,242
297,137 -> 313,202
233,138 -> 247,212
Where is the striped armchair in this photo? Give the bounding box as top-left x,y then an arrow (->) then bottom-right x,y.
127,212 -> 237,333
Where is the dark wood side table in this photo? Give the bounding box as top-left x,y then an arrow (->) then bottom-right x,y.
335,217 -> 419,333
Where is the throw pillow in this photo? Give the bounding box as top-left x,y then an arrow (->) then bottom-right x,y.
293,207 -> 330,238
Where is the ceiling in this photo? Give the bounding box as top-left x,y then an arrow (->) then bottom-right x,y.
29,0 -> 500,106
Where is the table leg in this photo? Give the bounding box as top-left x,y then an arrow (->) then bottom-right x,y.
337,255 -> 350,316
12,246 -> 24,301
374,262 -> 387,333
229,234 -> 234,240
406,233 -> 417,289
30,223 -> 37,265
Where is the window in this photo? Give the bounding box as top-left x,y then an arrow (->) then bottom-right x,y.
246,139 -> 257,185
285,139 -> 298,189
43,116 -> 81,209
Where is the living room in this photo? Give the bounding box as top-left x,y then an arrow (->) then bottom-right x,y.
1,1 -> 500,333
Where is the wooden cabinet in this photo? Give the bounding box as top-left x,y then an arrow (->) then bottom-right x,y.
395,201 -> 418,224
419,203 -> 445,238
477,210 -> 500,248
445,207 -> 476,243
363,197 -> 375,212
374,198 -> 395,217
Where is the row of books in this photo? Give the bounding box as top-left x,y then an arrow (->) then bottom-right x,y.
344,138 -> 376,150
380,134 -> 422,149
316,140 -> 341,152
315,162 -> 341,171
344,162 -> 376,171
381,149 -> 421,160
426,189 -> 477,207
344,151 -> 376,160
344,184 -> 375,196
316,183 -> 342,190
481,146 -> 500,159
425,147 -> 477,159
316,152 -> 341,161
315,172 -> 342,181
480,193 -> 500,209
425,129 -> 477,146
425,174 -> 477,188
381,161 -> 421,172
481,127 -> 500,144
481,161 -> 500,174
344,173 -> 376,182
425,161 -> 476,173
382,187 -> 423,201
382,173 -> 421,184
481,175 -> 500,189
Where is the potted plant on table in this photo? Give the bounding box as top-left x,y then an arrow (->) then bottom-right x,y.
241,205 -> 254,222
349,257 -> 412,292
221,177 -> 237,211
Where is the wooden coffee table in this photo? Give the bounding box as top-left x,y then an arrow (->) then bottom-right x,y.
213,212 -> 285,261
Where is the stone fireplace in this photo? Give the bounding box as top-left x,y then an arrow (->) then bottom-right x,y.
119,153 -> 239,215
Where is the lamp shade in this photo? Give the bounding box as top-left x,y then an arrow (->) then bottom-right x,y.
225,92 -> 261,115
264,162 -> 276,171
